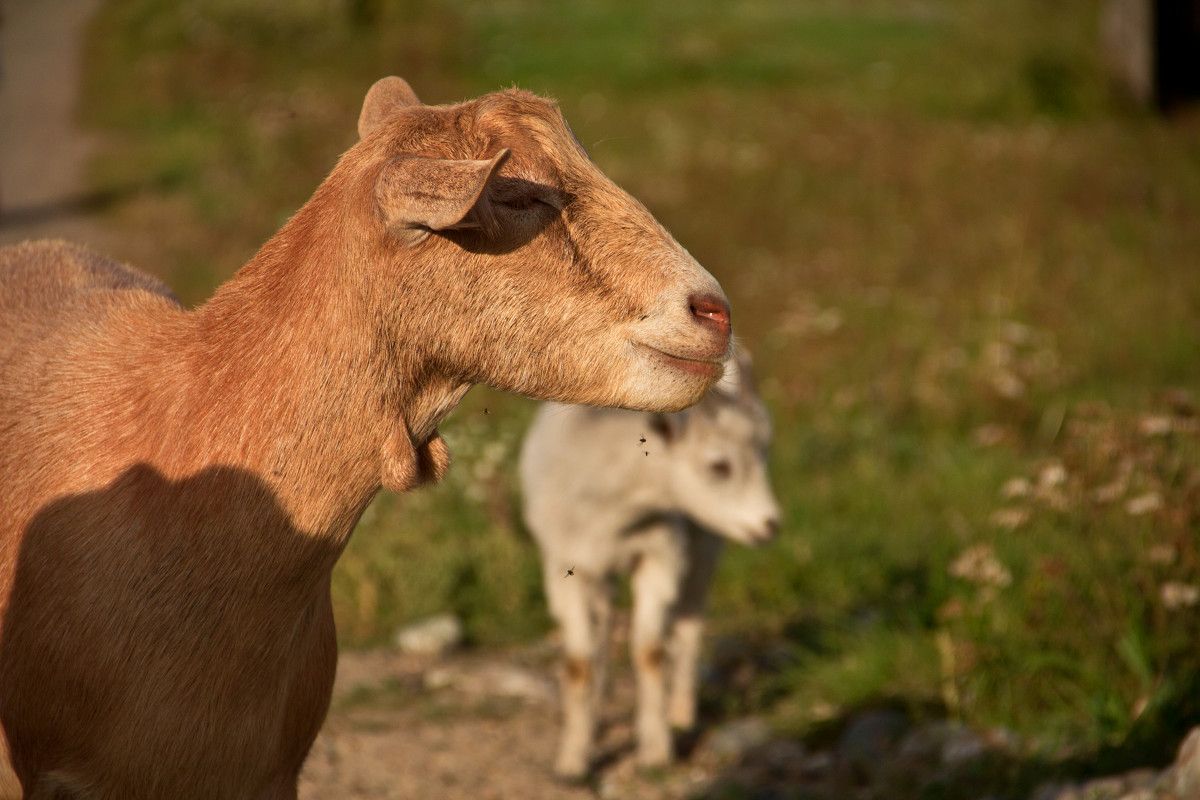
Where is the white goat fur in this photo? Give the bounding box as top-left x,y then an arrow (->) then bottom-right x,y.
519,351 -> 780,777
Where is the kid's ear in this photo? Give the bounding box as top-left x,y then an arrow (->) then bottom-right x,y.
648,411 -> 685,445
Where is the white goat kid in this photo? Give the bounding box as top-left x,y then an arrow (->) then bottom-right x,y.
519,351 -> 780,778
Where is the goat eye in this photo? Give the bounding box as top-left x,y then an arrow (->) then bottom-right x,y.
494,193 -> 538,210
494,190 -> 558,212
709,459 -> 733,479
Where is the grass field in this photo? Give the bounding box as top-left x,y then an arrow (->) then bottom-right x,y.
80,0 -> 1200,777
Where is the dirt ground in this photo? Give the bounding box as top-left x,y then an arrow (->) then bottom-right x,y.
301,643 -> 735,800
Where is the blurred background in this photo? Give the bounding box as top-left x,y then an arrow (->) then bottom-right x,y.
1,0 -> 1198,797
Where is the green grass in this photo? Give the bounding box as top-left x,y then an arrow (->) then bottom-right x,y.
79,0 -> 1200,784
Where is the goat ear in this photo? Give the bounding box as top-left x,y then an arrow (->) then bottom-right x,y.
358,76 -> 422,139
376,149 -> 511,231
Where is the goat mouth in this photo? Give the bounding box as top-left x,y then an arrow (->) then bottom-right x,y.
640,345 -> 722,378
751,530 -> 777,546
736,529 -> 775,548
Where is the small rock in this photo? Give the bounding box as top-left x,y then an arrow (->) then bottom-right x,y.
393,613 -> 462,656
422,662 -> 555,704
706,716 -> 772,760
1155,765 -> 1178,794
895,719 -> 1003,771
896,724 -> 943,763
470,663 -> 556,703
1173,726 -> 1200,798
597,775 -> 622,800
1116,789 -> 1154,800
798,750 -> 834,777
984,726 -> 1020,751
422,665 -> 456,690
837,709 -> 909,775
1029,780 -> 1078,800
939,724 -> 990,766
760,739 -> 806,772
1121,767 -> 1159,792
747,789 -> 789,800
1079,775 -> 1129,799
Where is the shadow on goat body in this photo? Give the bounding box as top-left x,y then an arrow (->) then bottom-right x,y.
0,464 -> 340,799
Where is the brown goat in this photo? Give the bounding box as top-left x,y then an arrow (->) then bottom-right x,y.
0,77 -> 731,800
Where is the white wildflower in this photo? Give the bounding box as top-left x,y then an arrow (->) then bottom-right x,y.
1147,544 -> 1177,565
1125,491 -> 1163,516
1001,321 -> 1033,346
1001,477 -> 1031,500
1037,462 -> 1067,489
973,424 -> 1009,447
990,507 -> 1031,530
1138,415 -> 1173,437
1161,582 -> 1200,611
1092,457 -> 1133,504
990,370 -> 1026,400
1093,479 -> 1127,504
949,544 -> 1012,588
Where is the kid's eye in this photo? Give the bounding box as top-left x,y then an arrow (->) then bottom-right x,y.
709,459 -> 732,479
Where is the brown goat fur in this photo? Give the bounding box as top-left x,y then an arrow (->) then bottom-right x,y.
0,78 -> 730,799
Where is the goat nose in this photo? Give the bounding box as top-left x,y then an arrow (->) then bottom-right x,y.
689,293 -> 731,337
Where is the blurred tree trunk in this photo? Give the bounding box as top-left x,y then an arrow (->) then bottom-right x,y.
1155,0 -> 1200,110
1101,0 -> 1153,107
1102,0 -> 1200,111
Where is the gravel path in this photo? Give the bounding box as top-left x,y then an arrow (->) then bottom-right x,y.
301,644 -> 718,800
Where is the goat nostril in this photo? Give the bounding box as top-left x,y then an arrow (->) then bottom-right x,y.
763,518 -> 780,539
689,294 -> 731,335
